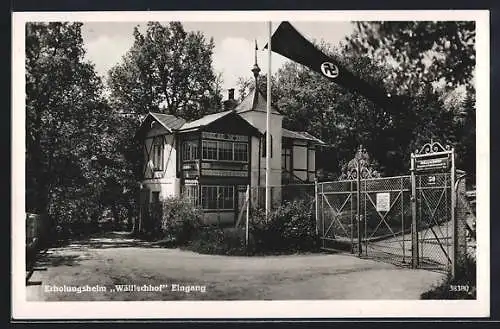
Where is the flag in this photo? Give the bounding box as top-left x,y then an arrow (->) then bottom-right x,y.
265,21 -> 393,110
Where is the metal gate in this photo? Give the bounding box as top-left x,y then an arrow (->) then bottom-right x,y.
360,176 -> 412,266
317,142 -> 457,273
318,180 -> 357,253
318,176 -> 412,267
414,172 -> 453,271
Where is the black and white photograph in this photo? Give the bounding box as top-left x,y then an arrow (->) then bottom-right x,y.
12,10 -> 489,319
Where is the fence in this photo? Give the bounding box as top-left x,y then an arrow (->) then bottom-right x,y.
317,171 -> 472,274
318,176 -> 413,264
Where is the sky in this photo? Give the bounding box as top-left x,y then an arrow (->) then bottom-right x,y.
81,21 -> 355,99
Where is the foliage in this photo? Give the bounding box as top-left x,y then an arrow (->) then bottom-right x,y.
107,21 -> 223,121
159,197 -> 203,245
185,200 -> 319,256
346,21 -> 476,181
139,197 -> 203,244
421,254 -> 476,299
25,22 -> 118,235
187,227 -> 248,256
250,199 -> 319,253
346,21 -> 475,94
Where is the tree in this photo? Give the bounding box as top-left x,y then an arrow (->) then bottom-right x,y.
238,42 -> 402,176
346,21 -> 475,95
107,22 -> 223,121
26,22 -> 113,232
346,21 -> 476,182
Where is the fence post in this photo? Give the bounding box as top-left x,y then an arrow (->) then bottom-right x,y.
315,178 -> 319,236
410,153 -> 419,269
245,184 -> 250,247
450,148 -> 456,278
357,160 -> 361,257
321,182 -> 324,249
401,177 -> 405,264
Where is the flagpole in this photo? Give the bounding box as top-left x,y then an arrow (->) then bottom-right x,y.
265,21 -> 272,215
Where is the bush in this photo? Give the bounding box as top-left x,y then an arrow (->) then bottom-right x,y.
159,197 -> 203,245
421,254 -> 476,299
187,227 -> 248,256
184,199 -> 320,256
140,197 -> 203,245
251,199 -> 320,253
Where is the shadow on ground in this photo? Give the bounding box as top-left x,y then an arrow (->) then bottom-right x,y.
32,232 -> 161,268
36,251 -> 82,267
53,231 -> 163,250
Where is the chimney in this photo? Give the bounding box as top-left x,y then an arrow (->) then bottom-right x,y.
228,88 -> 235,100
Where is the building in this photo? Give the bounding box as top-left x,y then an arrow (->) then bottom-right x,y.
136,63 -> 326,225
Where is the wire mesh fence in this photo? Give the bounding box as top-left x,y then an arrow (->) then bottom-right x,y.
317,173 -> 460,271
318,180 -> 356,252
360,176 -> 412,266
415,173 -> 453,271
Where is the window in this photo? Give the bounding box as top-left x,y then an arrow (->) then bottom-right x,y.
218,141 -> 233,161
261,135 -> 273,158
184,185 -> 199,206
201,186 -> 217,210
152,137 -> 164,170
201,185 -> 234,210
234,143 -> 248,162
282,147 -> 291,170
183,140 -> 199,161
201,139 -> 249,162
202,140 -> 217,160
219,186 -> 234,209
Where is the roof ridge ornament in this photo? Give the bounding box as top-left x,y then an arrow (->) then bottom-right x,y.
251,39 -> 261,80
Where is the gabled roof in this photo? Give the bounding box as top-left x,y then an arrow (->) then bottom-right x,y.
282,128 -> 326,145
235,88 -> 282,115
135,112 -> 186,140
149,112 -> 186,132
178,110 -> 234,131
177,110 -> 262,136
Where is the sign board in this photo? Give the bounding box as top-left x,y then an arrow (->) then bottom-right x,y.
415,156 -> 450,172
376,193 -> 391,212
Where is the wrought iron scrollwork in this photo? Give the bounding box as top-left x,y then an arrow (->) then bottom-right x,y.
343,145 -> 380,180
415,140 -> 451,155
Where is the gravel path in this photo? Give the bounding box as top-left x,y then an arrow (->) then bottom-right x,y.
26,232 -> 445,301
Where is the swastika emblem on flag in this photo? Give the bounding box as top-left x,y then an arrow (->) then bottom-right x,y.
320,62 -> 339,78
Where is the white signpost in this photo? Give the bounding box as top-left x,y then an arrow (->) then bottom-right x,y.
376,192 -> 390,212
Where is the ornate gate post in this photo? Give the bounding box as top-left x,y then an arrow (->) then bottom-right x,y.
356,159 -> 362,256
410,152 -> 419,269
